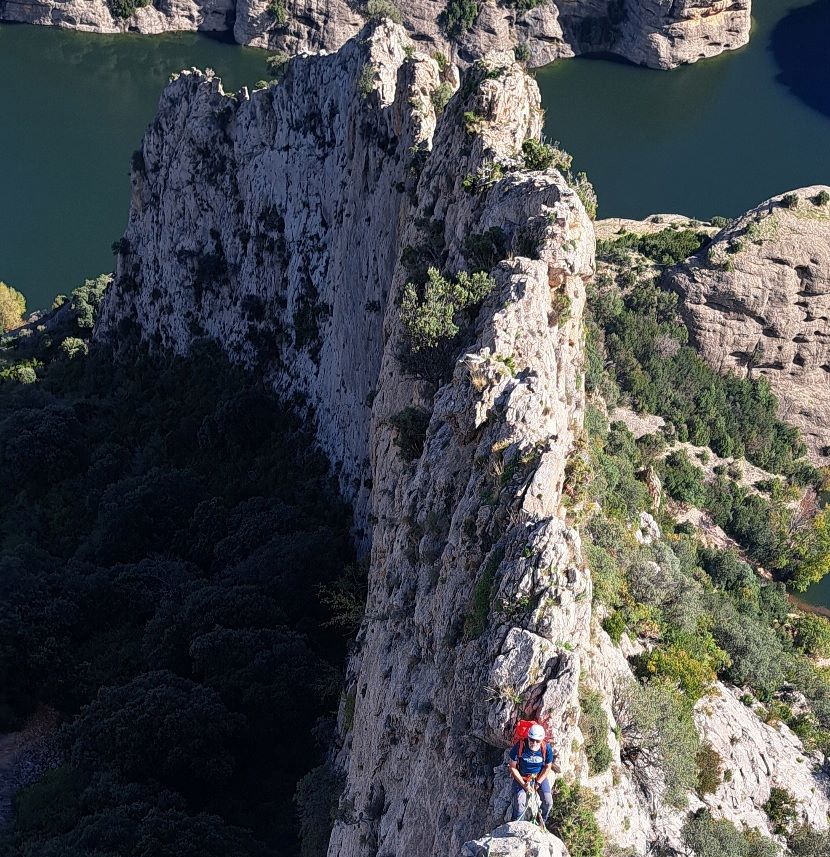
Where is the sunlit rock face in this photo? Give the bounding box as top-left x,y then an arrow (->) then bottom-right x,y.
670,186 -> 830,465
0,0 -> 750,69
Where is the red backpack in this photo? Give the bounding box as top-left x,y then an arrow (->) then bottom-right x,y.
512,719 -> 549,764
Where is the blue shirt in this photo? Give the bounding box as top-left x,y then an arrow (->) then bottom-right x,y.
509,740 -> 554,776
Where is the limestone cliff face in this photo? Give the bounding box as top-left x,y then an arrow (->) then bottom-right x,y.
94,25 -> 829,857
0,0 -> 749,69
584,628 -> 830,853
95,23 -> 595,852
668,187 -> 830,465
97,24 -> 437,533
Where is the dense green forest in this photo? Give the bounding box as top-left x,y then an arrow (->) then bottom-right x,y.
0,279 -> 356,856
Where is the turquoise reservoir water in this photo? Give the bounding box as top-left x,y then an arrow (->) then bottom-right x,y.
0,24 -> 269,312
536,0 -> 830,221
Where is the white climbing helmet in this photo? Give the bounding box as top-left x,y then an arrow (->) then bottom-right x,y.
528,723 -> 545,741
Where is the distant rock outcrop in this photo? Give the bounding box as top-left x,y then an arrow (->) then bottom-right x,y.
668,186 -> 830,465
0,0 -> 751,69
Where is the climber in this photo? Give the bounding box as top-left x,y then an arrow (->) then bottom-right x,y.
507,723 -> 555,824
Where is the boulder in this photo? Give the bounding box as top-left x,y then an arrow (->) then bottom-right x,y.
461,822 -> 569,857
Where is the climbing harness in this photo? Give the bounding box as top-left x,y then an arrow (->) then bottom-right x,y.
521,775 -> 547,831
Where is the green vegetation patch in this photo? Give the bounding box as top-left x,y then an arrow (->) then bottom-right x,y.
399,265 -> 494,385
0,281 -> 26,333
596,228 -> 710,266
366,0 -> 403,21
547,781 -> 604,857
463,546 -> 504,640
389,406 -> 431,462
682,809 -> 779,857
107,0 -> 150,18
578,685 -> 612,775
441,0 -> 479,38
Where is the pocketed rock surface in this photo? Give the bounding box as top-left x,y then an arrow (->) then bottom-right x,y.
669,187 -> 830,464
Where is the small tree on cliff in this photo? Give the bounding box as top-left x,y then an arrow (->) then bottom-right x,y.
0,281 -> 26,332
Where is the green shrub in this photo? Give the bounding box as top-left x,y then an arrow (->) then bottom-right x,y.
357,63 -> 376,98
585,542 -> 624,606
521,138 -> 572,173
695,742 -> 722,797
782,192 -> 800,209
431,51 -> 449,71
431,82 -> 454,114
462,160 -> 504,192
573,172 -> 597,220
789,508 -> 830,591
788,824 -> 830,856
463,548 -> 503,639
710,601 -> 784,698
296,761 -> 345,857
579,686 -> 612,775
267,0 -> 288,23
0,281 -> 26,332
399,266 -> 493,358
597,228 -> 709,267
710,216 -> 729,227
682,809 -> 779,857
463,227 -> 508,270
813,190 -> 830,207
547,781 -> 605,857
441,0 -> 478,37
388,407 -> 431,461
266,51 -> 291,77
661,450 -> 706,506
764,786 -> 798,835
514,42 -> 531,62
106,0 -> 149,18
794,613 -> 830,657
636,629 -> 728,705
602,611 -> 626,645
58,337 -> 89,360
615,679 -> 700,807
366,0 -> 403,21
698,547 -> 760,607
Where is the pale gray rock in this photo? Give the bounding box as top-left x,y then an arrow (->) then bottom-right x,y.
91,23 -> 829,857
635,511 -> 660,544
0,0 -> 751,69
95,24 -> 596,854
461,822 -> 569,857
0,0 -> 234,34
695,684 -> 830,835
669,186 -> 830,465
586,620 -> 830,852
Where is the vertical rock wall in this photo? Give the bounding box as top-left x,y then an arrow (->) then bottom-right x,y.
93,23 -> 830,856
94,25 -> 597,852
97,24 -> 442,533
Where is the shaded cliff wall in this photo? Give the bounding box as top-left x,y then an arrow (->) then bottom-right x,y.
96,23 -> 443,534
